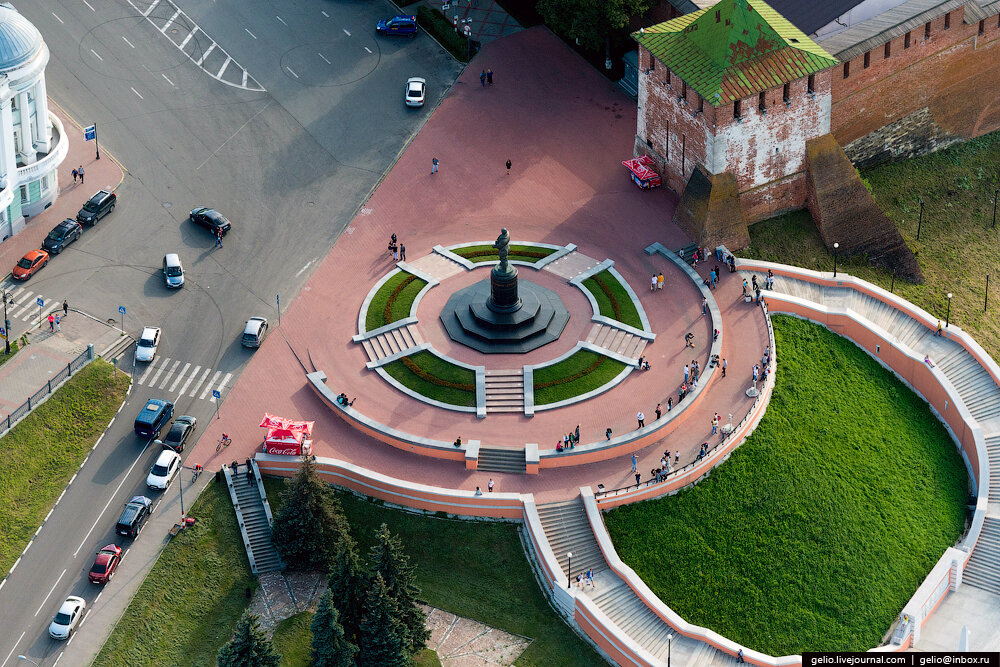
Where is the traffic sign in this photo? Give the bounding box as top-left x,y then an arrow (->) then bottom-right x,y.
84,125 -> 96,141
212,390 -> 221,399
36,297 -> 44,307
118,305 -> 126,315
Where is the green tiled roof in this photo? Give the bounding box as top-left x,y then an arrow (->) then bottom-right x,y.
633,0 -> 838,105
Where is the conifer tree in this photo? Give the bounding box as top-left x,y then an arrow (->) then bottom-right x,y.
310,588 -> 358,667
368,523 -> 429,653
357,573 -> 410,667
217,610 -> 282,667
327,532 -> 366,643
271,456 -> 348,570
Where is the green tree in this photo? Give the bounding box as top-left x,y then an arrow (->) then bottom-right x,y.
271,456 -> 348,571
537,0 -> 653,51
217,610 -> 282,667
357,573 -> 410,667
368,523 -> 429,653
327,532 -> 366,643
310,589 -> 358,667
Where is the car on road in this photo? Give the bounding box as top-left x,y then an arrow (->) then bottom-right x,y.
405,77 -> 426,107
158,415 -> 197,453
42,219 -> 83,255
134,326 -> 161,363
376,15 -> 417,36
88,544 -> 122,584
162,253 -> 184,288
241,316 -> 268,348
115,495 -> 152,538
134,398 -> 174,438
189,207 -> 232,235
12,249 -> 49,281
49,596 -> 86,640
76,189 -> 117,225
146,449 -> 181,490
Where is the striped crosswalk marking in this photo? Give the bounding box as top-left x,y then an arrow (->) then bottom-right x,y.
209,373 -> 232,403
137,358 -> 159,384
187,367 -> 211,397
177,365 -> 200,396
199,370 -> 222,400
147,358 -> 171,388
168,362 -> 190,392
158,360 -> 181,389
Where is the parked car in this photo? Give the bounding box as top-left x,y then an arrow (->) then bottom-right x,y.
134,326 -> 161,363
76,189 -> 117,225
376,15 -> 417,36
241,316 -> 268,348
405,77 -> 426,107
42,219 -> 83,254
189,207 -> 232,234
162,253 -> 184,288
115,495 -> 152,538
88,544 -> 122,584
146,449 -> 181,490
158,415 -> 197,453
49,596 -> 86,639
134,398 -> 174,438
12,249 -> 49,280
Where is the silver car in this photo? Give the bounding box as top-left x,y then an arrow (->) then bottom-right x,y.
49,596 -> 86,639
241,317 -> 268,348
405,77 -> 426,107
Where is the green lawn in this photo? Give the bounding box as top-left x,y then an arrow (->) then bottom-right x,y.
0,338 -> 20,368
271,612 -> 312,667
604,316 -> 967,655
452,244 -> 557,263
263,480 -> 604,667
93,482 -> 257,667
743,129 -> 1000,360
581,269 -> 643,329
533,349 -> 628,405
365,271 -> 428,332
382,350 -> 477,407
0,359 -> 128,577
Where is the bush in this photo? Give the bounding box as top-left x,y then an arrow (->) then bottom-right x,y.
533,349 -> 627,404
382,351 -> 477,407
417,7 -> 475,62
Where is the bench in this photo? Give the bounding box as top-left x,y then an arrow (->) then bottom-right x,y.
675,243 -> 698,264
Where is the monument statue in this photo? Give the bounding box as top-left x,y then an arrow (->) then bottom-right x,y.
494,227 -> 511,274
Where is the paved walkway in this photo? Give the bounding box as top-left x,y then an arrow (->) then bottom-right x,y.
188,28 -> 769,502
416,0 -> 523,48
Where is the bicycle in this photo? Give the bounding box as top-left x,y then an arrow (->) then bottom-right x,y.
191,464 -> 203,482
216,434 -> 232,452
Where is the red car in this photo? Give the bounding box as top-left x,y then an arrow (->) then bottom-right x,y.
12,249 -> 49,280
88,544 -> 122,584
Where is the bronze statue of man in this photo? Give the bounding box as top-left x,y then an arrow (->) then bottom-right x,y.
494,227 -> 511,273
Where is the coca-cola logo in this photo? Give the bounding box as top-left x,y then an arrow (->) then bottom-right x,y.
266,444 -> 300,456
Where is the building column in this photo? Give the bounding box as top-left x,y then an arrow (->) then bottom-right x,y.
17,90 -> 35,164
33,77 -> 49,154
0,98 -> 17,188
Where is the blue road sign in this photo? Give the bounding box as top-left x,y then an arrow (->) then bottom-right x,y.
0,327 -> 5,336
212,390 -> 221,399
84,125 -> 96,141
36,297 -> 44,307
118,305 -> 126,315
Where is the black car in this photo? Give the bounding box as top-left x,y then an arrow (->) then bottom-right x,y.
115,496 -> 152,538
76,190 -> 117,225
42,219 -> 83,254
189,207 -> 232,234
158,415 -> 197,452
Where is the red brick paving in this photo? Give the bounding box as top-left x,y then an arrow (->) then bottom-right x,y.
190,28 -> 768,502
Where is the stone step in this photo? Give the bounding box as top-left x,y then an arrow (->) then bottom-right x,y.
485,406 -> 523,413
361,338 -> 378,361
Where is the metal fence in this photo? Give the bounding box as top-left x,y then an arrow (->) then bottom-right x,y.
0,346 -> 94,435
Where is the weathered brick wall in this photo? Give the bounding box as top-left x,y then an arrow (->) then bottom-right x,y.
842,107 -> 964,169
740,172 -> 809,224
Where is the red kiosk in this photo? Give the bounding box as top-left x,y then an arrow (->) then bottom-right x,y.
260,413 -> 314,456
622,155 -> 662,190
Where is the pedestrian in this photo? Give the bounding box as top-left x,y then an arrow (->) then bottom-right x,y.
391,233 -> 397,245
651,274 -> 657,291
935,320 -> 943,336
55,314 -> 61,332
431,157 -> 439,174
630,453 -> 638,473
575,424 -> 580,442
71,168 -> 78,183
722,358 -> 727,377
488,478 -> 494,492
655,403 -> 661,420
752,275 -> 758,291
634,472 -> 641,486
62,300 -> 68,316
606,427 -> 613,440
215,228 -> 223,248
755,287 -> 761,304
486,68 -> 493,85
667,397 -> 672,411
48,313 -> 54,331
392,244 -> 399,261
738,649 -> 745,663
742,278 -> 749,296
702,297 -> 708,315
231,460 -> 239,473
475,486 -> 482,496
480,70 -> 486,86
713,328 -> 720,341
752,364 -> 759,382
711,413 -> 719,435
400,243 -> 406,261
657,273 -> 664,290
637,411 -> 645,428
685,332 -> 695,348
78,166 -> 84,183
675,450 -> 680,463
506,159 -> 511,175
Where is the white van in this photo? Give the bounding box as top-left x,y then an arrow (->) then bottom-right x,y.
163,253 -> 184,288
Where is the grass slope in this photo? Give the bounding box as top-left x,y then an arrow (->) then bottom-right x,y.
533,349 -> 627,405
93,482 -> 256,667
581,269 -> 643,329
0,360 -> 128,577
365,271 -> 428,331
744,129 -> 1000,360
382,350 -> 477,407
271,612 -> 312,667
452,244 -> 557,263
604,316 -> 967,655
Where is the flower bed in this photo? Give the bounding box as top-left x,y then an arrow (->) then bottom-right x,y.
452,244 -> 556,264
365,271 -> 428,331
580,269 -> 642,329
382,351 -> 477,407
533,349 -> 627,405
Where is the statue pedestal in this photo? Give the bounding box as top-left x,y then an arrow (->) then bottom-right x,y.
488,265 -> 521,313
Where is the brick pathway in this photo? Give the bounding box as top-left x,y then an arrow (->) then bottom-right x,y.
188,28 -> 768,502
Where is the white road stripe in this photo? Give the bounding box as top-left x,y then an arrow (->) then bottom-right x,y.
343,28 -> 351,36
90,49 -> 104,62
122,35 -> 136,48
177,365 -> 201,397
147,357 -> 171,387
74,440 -> 152,557
276,15 -> 287,25
161,9 -> 181,34
34,569 -> 67,617
321,10 -> 329,17
137,358 -> 158,384
162,73 -> 175,86
169,362 -> 191,392
188,367 -> 211,397
82,0 -> 96,11
199,370 -> 222,400
52,12 -> 64,23
245,28 -> 257,39
2,631 -> 26,667
195,43 -> 216,66
143,0 -> 161,16
295,259 -> 315,277
158,360 -> 181,389
53,652 -> 63,667
210,373 -> 233,403
178,27 -> 198,49
131,87 -> 144,100
11,289 -> 33,306
242,70 -> 248,86
216,57 -> 232,78
364,46 -> 373,54
286,66 -> 299,78
318,53 -> 331,65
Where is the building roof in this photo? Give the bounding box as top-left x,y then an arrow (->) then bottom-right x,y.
0,3 -> 42,72
634,0 -> 839,105
817,0 -> 965,60
745,0 -> 865,35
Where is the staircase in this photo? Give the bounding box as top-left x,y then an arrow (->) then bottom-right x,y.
407,252 -> 466,281
360,324 -> 424,364
484,369 -> 524,413
964,517 -> 1000,595
226,465 -> 283,575
477,446 -> 526,473
934,349 -> 1000,422
542,250 -> 601,280
537,498 -> 607,579
586,322 -> 647,359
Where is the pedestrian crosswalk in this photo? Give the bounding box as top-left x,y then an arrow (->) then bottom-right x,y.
135,356 -> 232,403
0,284 -> 56,324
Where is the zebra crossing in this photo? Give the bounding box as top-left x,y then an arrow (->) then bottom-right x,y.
135,357 -> 232,403
1,285 -> 55,323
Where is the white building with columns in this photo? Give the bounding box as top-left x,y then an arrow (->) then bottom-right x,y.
0,2 -> 68,242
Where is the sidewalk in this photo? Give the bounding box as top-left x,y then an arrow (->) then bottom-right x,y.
416,0 -> 523,46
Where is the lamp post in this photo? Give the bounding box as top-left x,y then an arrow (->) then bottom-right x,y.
993,189 -> 998,229
566,552 -> 573,588
17,656 -> 41,666
667,633 -> 673,667
917,199 -> 924,240
1,288 -> 13,354
946,293 -> 952,328
832,242 -> 839,278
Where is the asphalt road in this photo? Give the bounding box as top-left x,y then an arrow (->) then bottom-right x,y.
0,0 -> 461,664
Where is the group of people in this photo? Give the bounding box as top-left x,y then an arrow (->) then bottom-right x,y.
649,449 -> 680,482
556,425 -> 582,452
650,272 -> 665,291
574,568 -> 595,589
335,393 -> 356,406
636,355 -> 651,371
752,346 -> 772,384
387,233 -> 406,262
230,458 -> 256,483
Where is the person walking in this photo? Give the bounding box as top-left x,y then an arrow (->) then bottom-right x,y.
62,300 -> 68,316
675,450 -> 680,463
78,166 -> 84,183
651,274 -> 657,291
657,273 -> 664,290
71,168 -> 78,183
935,320 -> 943,336
685,332 -> 695,348
684,364 -> 689,384
711,413 -> 719,435
480,70 -> 486,86
214,228 -> 224,248
48,313 -> 54,332
505,159 -> 511,175
655,403 -> 662,420
55,314 -> 61,332
431,157 -> 439,174
630,452 -> 638,473
488,478 -> 494,492
636,411 -> 645,428
702,297 -> 708,315
606,427 -> 613,440
486,68 -> 493,85
575,424 -> 580,442
722,358 -> 727,378
400,243 -> 406,261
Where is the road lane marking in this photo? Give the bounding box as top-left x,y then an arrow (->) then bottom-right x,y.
318,53 -> 331,64
10,557 -> 20,574
210,373 -> 233,403
122,35 -> 136,48
162,73 -> 175,86
79,609 -> 91,628
161,8 -> 181,34
245,28 -> 257,39
143,0 -> 161,16
177,365 -> 201,397
82,0 -> 96,11
52,12 -> 64,23
74,440 -> 152,557
216,56 -> 232,78
286,66 -> 299,79
178,27 -> 198,49
90,49 -> 104,62
195,43 -> 216,66
365,47 -> 372,54
138,358 -> 157,383
169,362 -> 191,392
322,10 -> 329,17
131,87 -> 144,100
343,28 -> 351,36
147,357 -> 171,387
158,360 -> 181,389
276,15 -> 287,26
199,370 -> 222,400
195,100 -> 271,170
34,569 -> 68,616
242,70 -> 248,86
295,259 -> 315,277
53,652 -> 63,667
188,366 -> 211,397
1,631 -> 26,667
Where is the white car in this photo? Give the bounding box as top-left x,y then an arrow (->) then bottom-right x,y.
49,596 -> 86,640
405,77 -> 426,107
146,449 -> 181,490
134,326 -> 161,362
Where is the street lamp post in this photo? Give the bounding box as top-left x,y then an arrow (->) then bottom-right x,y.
917,200 -> 924,240
832,242 -> 839,278
667,633 -> 673,667
566,552 -> 573,588
1,288 -> 13,354
946,293 -> 953,328
993,189 -> 998,229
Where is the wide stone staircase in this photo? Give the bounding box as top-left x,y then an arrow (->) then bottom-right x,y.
226,465 -> 283,575
477,446 -> 526,474
586,322 -> 648,360
484,369 -> 524,413
360,324 -> 424,364
964,516 -> 1000,595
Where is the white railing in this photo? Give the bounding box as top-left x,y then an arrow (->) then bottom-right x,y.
16,111 -> 68,184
